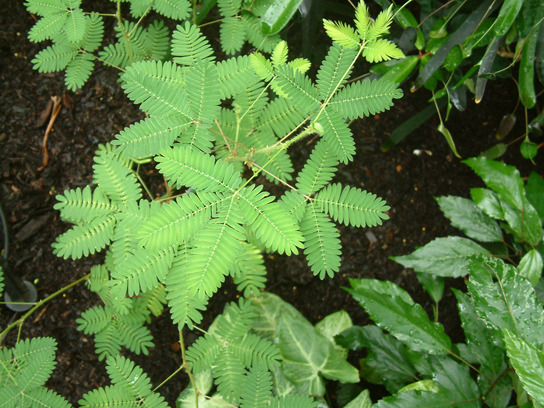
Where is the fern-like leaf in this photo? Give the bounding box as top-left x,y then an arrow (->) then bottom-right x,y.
183,61 -> 221,151
241,11 -> 281,53
232,243 -> 267,297
93,145 -> 141,203
239,367 -> 273,408
171,22 -> 215,66
109,245 -> 175,296
25,0 -> 67,16
32,43 -> 78,73
231,333 -> 281,369
247,131 -> 294,184
11,337 -> 57,392
156,145 -> 242,192
65,53 -> 94,91
318,107 -> 355,164
316,44 -> 358,101
329,78 -> 403,120
295,139 -> 339,196
167,250 -> 208,328
185,201 -> 245,298
28,12 -> 67,43
54,186 -> 117,224
323,20 -> 360,49
368,5 -> 394,40
363,39 -> 405,63
106,355 -> 152,399
354,2 -> 370,42
63,8 -> 86,43
255,98 -> 306,139
24,387 -> 72,408
98,42 -> 132,68
52,214 -> 116,259
113,115 -> 190,159
153,0 -> 191,20
275,65 -> 320,114
237,185 -> 304,255
145,20 -> 170,61
278,190 -> 307,222
217,0 -> 241,17
217,55 -> 261,99
300,204 -> 341,279
213,350 -> 246,403
80,13 -> 104,52
314,183 -> 390,227
77,305 -> 113,335
221,17 -> 246,55
79,384 -> 134,407
136,192 -> 224,249
186,334 -> 223,373
121,60 -> 192,118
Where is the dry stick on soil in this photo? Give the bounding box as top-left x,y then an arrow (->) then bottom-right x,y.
37,95 -> 62,171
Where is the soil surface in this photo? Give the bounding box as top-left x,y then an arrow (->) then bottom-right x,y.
0,1 -> 541,406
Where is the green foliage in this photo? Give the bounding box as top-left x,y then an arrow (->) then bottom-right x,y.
341,254 -> 544,407
20,2 -> 406,407
0,337 -> 72,407
369,0 -> 544,158
393,157 -> 543,287
79,355 -> 168,407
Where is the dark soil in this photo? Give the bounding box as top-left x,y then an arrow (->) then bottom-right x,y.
0,1 -> 541,406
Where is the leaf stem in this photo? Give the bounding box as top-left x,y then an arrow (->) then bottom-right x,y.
0,273 -> 90,344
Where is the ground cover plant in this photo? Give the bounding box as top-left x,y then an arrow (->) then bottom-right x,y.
367,0 -> 544,159
1,1 -> 406,406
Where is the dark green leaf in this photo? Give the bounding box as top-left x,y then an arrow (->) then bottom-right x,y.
453,289 -> 506,373
518,248 -> 543,286
464,157 -> 524,210
392,236 -> 490,278
429,357 -> 480,407
412,0 -> 495,90
494,0 -> 524,37
336,325 -> 416,393
260,0 -> 304,35
375,390 -> 452,407
415,272 -> 444,303
346,278 -> 452,354
436,196 -> 503,242
526,172 -> 544,221
467,256 -> 544,345
504,330 -> 544,405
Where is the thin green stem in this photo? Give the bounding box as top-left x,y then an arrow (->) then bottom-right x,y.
0,274 -> 90,344
128,0 -> 155,37
179,330 -> 199,408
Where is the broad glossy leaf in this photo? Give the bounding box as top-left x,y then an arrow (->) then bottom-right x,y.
467,257 -> 544,345
260,0 -> 303,35
463,157 -> 524,210
412,0 -> 494,90
391,236 -> 490,278
470,188 -> 505,220
435,196 -> 503,242
526,171 -> 544,221
315,310 -> 352,343
429,357 -> 480,407
518,249 -> 543,286
345,389 -> 372,408
494,0 -> 524,36
277,314 -> 328,395
453,289 -> 505,373
415,272 -> 444,303
375,390 -> 452,407
504,330 -> 544,405
336,325 -> 416,393
346,279 -> 451,354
